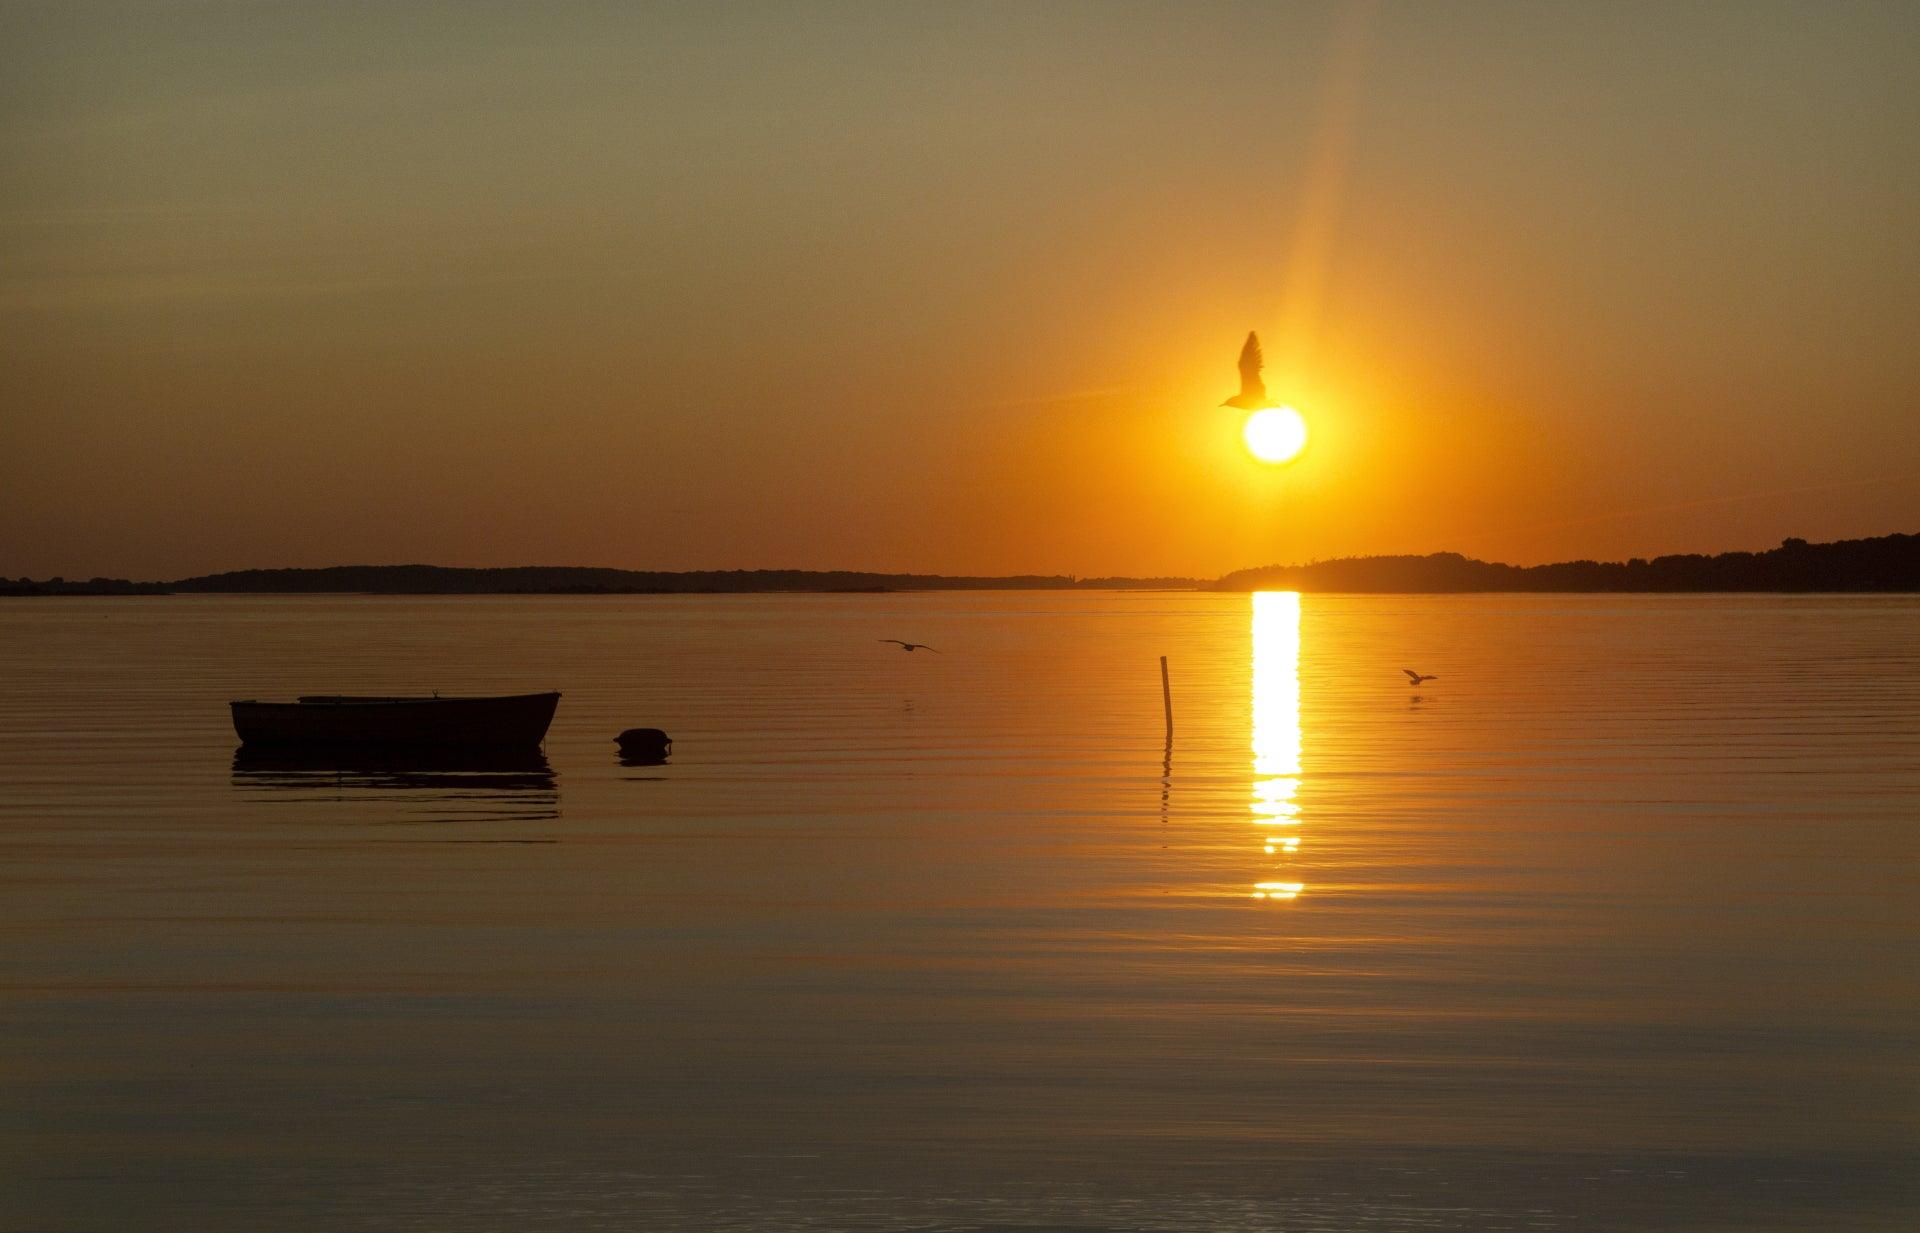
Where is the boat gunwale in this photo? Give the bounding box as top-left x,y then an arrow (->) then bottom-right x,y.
231,691 -> 562,709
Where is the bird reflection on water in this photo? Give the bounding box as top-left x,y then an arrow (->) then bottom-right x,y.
231,747 -> 559,822
1251,591 -> 1305,900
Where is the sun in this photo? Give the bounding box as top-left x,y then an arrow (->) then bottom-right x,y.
1243,406 -> 1308,464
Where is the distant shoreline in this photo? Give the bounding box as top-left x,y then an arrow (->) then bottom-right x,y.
1214,532 -> 1919,593
0,567 -> 1202,598
0,586 -> 1210,598
5,532 -> 1916,596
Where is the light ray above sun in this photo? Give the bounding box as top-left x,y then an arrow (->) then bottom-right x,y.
1243,406 -> 1309,464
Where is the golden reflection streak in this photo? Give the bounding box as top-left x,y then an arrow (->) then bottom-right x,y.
1251,592 -> 1304,900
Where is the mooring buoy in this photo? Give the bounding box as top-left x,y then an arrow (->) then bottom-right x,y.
615,727 -> 672,762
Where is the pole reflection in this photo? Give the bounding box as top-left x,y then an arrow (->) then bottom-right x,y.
1251,591 -> 1304,900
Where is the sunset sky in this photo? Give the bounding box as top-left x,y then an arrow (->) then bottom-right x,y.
4,1 -> 1916,580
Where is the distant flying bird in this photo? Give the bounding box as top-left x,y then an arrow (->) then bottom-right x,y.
1221,331 -> 1270,410
881,639 -> 940,653
1403,669 -> 1437,686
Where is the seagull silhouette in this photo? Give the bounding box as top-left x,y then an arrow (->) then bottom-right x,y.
1403,669 -> 1438,686
881,639 -> 940,653
1221,331 -> 1270,410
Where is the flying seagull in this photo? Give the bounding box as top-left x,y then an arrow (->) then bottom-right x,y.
881,639 -> 940,653
1403,669 -> 1438,686
1221,331 -> 1270,410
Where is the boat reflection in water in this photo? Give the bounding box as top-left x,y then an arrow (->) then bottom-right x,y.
232,746 -> 559,823
1251,591 -> 1304,901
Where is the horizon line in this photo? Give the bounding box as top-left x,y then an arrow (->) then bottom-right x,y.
10,529 -> 1914,589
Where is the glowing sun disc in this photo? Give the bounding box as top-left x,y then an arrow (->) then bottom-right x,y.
1243,406 -> 1308,464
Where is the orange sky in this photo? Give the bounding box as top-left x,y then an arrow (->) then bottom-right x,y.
3,2 -> 1916,580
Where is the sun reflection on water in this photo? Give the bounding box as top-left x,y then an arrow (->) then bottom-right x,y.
1251,591 -> 1303,900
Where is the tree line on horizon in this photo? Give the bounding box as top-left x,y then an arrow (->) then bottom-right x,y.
4,533 -> 1915,596
1213,533 -> 1919,592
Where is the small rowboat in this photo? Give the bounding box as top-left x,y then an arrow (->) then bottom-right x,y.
230,692 -> 560,749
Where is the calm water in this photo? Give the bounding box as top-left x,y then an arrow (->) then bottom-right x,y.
2,592 -> 1916,1232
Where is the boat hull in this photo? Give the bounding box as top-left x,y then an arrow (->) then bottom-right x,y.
230,692 -> 560,749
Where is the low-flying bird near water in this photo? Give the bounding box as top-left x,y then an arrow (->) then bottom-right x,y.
881,639 -> 940,653
1221,331 -> 1270,410
1403,669 -> 1438,686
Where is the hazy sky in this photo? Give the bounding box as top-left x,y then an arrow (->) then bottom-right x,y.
4,1 -> 1916,579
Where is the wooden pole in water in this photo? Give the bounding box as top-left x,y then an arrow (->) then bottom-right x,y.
1160,655 -> 1173,745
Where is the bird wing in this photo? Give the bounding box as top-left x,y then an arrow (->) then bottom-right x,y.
1237,331 -> 1267,402
1403,668 -> 1421,681
881,639 -> 906,646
